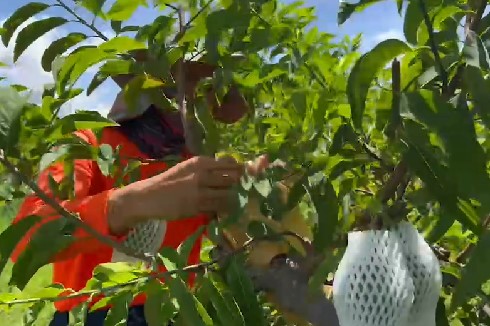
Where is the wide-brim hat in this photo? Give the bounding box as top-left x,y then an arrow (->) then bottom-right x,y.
108,49 -> 248,124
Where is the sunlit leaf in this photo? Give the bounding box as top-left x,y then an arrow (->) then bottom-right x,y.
106,0 -> 147,21
77,0 -> 108,18
451,230 -> 490,311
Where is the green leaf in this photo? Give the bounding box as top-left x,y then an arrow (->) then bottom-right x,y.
99,59 -> 139,76
14,17 -> 68,62
158,247 -> 180,272
435,297 -> 449,326
451,230 -> 490,311
50,111 -> 118,137
401,91 -> 490,213
97,144 -> 116,177
305,178 -> 340,252
87,71 -> 110,96
194,98 -> 218,156
104,291 -> 134,326
10,218 -> 76,290
462,31 -> 490,70
403,0 -> 424,45
77,0 -> 108,17
98,36 -> 147,53
347,39 -> 411,130
225,256 -> 266,326
465,66 -> 490,129
10,84 -> 28,92
177,225 -> 205,267
39,144 -> 94,172
0,86 -> 28,151
42,33 -> 88,72
93,262 -> 139,285
1,2 -> 50,47
106,0 -> 147,21
202,276 -> 245,326
0,215 -> 41,277
56,47 -> 113,93
167,275 -> 212,326
144,279 -> 176,326
404,0 -> 443,45
32,283 -> 65,299
401,121 -> 478,233
337,0 -> 383,25
23,301 -> 47,326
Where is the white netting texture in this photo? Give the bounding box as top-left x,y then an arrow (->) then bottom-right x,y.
332,229 -> 414,326
393,221 -> 442,326
111,219 -> 167,264
332,221 -> 442,326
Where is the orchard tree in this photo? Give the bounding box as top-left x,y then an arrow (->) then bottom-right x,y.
0,0 -> 490,325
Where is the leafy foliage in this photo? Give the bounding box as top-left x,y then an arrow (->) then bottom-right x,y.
0,0 -> 490,325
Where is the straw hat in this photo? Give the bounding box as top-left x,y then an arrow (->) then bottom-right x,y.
108,49 -> 249,124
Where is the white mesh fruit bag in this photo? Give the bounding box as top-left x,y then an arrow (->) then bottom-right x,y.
111,220 -> 167,265
393,221 -> 442,326
332,220 -> 442,326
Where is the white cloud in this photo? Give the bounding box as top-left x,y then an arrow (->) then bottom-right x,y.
362,28 -> 405,52
0,16 -> 117,117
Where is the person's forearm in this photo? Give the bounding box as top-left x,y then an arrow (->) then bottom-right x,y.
107,174 -> 176,235
107,182 -> 148,235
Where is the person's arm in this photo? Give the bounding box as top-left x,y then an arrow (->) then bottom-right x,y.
11,130 -> 133,263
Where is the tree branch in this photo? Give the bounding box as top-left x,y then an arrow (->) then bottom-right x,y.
0,150 -> 151,262
172,0 -> 214,44
0,231 -> 297,306
56,0 -> 109,41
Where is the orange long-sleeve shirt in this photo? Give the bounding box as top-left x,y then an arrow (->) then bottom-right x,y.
11,127 -> 208,312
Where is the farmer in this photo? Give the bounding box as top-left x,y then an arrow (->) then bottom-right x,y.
11,50 -> 268,325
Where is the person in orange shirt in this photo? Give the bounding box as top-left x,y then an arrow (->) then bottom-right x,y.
11,54 -> 268,325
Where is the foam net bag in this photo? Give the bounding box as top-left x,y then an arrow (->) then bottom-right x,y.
393,221 -> 442,326
111,220 -> 167,264
332,228 -> 415,326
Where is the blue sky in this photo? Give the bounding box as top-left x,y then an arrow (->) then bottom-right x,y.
0,0 -> 404,116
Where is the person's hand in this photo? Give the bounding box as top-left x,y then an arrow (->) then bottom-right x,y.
246,154 -> 269,176
109,154 -> 270,234
145,155 -> 248,219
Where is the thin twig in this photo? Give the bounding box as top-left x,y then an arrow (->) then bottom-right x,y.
56,0 -> 109,41
172,0 -> 214,44
0,151 -> 150,262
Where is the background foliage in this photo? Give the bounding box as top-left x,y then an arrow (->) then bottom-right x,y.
1,0 -> 490,325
